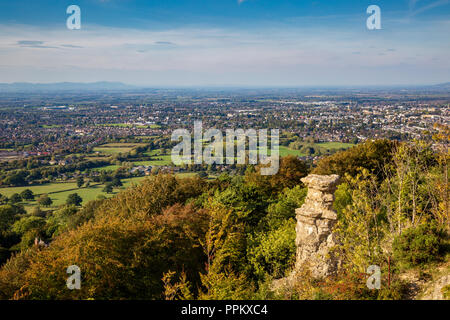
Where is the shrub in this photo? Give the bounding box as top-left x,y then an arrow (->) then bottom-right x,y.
248,219 -> 296,280
442,285 -> 450,299
0,203 -> 209,299
393,222 -> 445,268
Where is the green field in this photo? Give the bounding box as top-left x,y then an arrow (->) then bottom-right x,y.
317,142 -> 355,150
144,149 -> 165,156
92,141 -> 355,172
134,154 -> 173,166
91,148 -> 173,172
277,142 -> 355,157
196,141 -> 354,158
41,125 -> 62,128
93,143 -> 148,155
93,147 -> 134,155
101,143 -> 147,148
0,172 -> 203,211
0,176 -> 149,210
97,123 -> 161,129
95,165 -> 123,172
278,146 -> 307,157
142,143 -> 355,166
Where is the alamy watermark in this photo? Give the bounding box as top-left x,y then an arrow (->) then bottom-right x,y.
66,265 -> 81,290
366,265 -> 381,290
367,5 -> 381,30
64,5 -> 379,31
66,5 -> 81,30
171,121 -> 280,175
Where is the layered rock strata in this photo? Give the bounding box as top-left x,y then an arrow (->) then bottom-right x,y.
295,174 -> 341,278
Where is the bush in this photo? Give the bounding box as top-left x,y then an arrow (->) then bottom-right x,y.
248,219 -> 296,280
442,285 -> 450,299
393,222 -> 445,268
0,203 -> 209,299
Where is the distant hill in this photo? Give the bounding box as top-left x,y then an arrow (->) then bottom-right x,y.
0,81 -> 448,93
433,82 -> 450,89
0,81 -> 137,92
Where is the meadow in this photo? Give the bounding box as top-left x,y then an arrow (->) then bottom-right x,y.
260,142 -> 355,158
0,141 -> 356,212
318,142 -> 355,149
92,141 -> 355,171
0,176 -> 149,210
96,123 -> 162,129
93,143 -> 148,155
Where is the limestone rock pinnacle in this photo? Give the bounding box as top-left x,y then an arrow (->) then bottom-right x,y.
295,174 -> 341,278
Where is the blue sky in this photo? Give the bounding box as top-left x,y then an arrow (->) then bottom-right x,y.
0,0 -> 449,86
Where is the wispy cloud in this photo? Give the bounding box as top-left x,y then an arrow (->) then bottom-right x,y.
61,44 -> 84,48
17,40 -> 44,46
409,0 -> 450,16
154,41 -> 176,45
17,40 -> 58,49
17,40 -> 84,49
1,21 -> 449,86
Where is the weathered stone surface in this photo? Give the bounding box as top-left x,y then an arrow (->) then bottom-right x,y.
421,274 -> 450,300
294,174 -> 341,278
300,174 -> 340,192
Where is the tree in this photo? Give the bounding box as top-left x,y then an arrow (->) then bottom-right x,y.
247,219 -> 296,280
313,139 -> 396,180
112,177 -> 122,187
0,194 -> 8,205
0,205 -> 22,234
20,189 -> 34,201
245,155 -> 308,195
37,194 -> 53,207
11,215 -> 47,250
334,170 -> 385,273
197,172 -> 208,178
100,172 -> 111,184
31,206 -> 46,218
103,183 -> 113,194
12,216 -> 46,236
66,193 -> 83,206
430,124 -> 449,227
4,171 -> 27,186
9,193 -> 22,204
381,141 -> 437,234
76,177 -> 84,188
0,202 -> 209,300
198,201 -> 252,299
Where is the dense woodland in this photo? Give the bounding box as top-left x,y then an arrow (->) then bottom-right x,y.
0,129 -> 448,299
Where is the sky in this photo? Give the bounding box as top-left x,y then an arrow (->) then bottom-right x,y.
0,0 -> 449,87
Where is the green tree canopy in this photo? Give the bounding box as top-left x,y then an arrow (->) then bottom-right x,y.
66,193 -> 83,206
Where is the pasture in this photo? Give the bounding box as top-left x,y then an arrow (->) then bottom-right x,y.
93,142 -> 148,155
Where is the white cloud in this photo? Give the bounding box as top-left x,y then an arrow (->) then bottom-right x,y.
0,21 -> 448,86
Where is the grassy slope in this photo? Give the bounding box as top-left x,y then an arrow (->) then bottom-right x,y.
0,176 -> 148,209
0,173 -> 199,212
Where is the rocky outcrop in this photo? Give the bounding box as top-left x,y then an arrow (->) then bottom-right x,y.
294,174 -> 341,278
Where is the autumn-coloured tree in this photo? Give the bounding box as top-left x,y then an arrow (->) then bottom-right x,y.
245,155 -> 308,195
313,139 -> 396,180
0,202 -> 209,300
